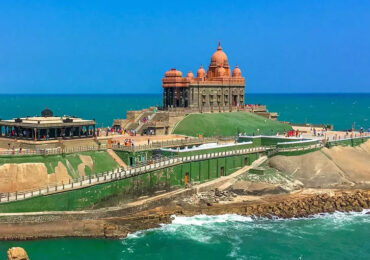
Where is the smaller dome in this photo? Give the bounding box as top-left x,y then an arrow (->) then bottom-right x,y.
187,70 -> 194,79
216,66 -> 225,77
41,107 -> 53,117
164,68 -> 183,77
232,65 -> 242,78
197,65 -> 206,78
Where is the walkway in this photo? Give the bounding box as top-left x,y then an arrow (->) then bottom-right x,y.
107,149 -> 128,169
0,146 -> 270,203
0,143 -> 323,204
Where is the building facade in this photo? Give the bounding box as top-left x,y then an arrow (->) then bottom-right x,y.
0,108 -> 96,141
162,42 -> 245,110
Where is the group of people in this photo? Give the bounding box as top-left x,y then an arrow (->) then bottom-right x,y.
97,127 -> 137,137
284,130 -> 301,138
312,127 -> 327,137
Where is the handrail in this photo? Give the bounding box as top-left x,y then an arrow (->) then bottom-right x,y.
0,142 -> 323,204
0,144 -> 107,157
111,136 -> 222,152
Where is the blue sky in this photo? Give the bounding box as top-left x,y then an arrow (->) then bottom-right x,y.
0,0 -> 369,94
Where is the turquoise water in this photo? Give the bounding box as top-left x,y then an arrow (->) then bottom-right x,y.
0,211 -> 369,259
0,93 -> 368,130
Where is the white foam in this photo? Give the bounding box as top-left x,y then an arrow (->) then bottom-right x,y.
123,210 -> 370,242
171,214 -> 253,226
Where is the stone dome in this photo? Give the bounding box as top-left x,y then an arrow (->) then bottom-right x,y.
232,65 -> 242,78
164,68 -> 183,77
187,70 -> 194,79
197,65 -> 206,78
216,66 -> 226,77
211,42 -> 229,67
41,107 -> 53,117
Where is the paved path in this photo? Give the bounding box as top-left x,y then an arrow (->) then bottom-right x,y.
107,149 -> 128,169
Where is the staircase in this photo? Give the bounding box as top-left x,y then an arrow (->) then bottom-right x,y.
134,111 -> 155,134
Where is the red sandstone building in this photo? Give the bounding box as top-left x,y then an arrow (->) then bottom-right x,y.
162,42 -> 245,110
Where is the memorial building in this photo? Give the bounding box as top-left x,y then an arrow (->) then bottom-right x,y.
162,42 -> 245,110
0,108 -> 96,141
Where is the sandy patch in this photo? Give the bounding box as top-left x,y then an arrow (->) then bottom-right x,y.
50,162 -> 70,185
323,144 -> 370,184
0,162 -> 71,193
77,155 -> 94,176
268,151 -> 352,188
269,142 -> 370,188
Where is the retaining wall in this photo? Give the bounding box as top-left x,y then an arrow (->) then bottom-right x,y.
0,153 -> 260,213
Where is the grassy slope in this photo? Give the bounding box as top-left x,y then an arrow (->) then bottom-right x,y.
0,151 -> 118,178
173,112 -> 292,137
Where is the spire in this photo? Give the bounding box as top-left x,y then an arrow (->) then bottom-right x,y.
217,41 -> 222,50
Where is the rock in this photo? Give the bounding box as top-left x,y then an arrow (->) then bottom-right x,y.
231,181 -> 288,196
7,247 -> 29,260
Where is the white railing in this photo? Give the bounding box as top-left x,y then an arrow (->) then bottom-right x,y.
0,141 -> 327,204
111,136 -> 224,152
0,145 -> 274,203
0,144 -> 107,157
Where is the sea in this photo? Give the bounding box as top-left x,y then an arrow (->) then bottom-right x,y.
0,93 -> 369,259
0,93 -> 368,130
0,211 -> 369,259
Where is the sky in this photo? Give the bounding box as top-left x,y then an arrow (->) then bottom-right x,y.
0,0 -> 369,94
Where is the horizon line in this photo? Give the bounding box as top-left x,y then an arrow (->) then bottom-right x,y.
0,92 -> 369,95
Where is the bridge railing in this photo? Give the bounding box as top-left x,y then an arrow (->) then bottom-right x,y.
0,145 -> 272,204
111,136 -> 221,152
0,144 -> 107,157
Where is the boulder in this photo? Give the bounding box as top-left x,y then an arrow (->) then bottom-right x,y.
7,247 -> 29,260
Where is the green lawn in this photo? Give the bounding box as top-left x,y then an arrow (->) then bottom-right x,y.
172,112 -> 292,137
0,151 -> 118,179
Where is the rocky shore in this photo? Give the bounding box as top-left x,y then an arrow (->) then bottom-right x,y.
0,189 -> 368,240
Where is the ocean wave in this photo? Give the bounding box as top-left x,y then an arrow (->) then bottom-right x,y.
124,210 -> 370,242
170,214 -> 253,226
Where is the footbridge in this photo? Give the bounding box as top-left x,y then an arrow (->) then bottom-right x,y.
0,143 -> 323,205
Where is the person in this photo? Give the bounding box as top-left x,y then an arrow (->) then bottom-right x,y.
148,139 -> 150,145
